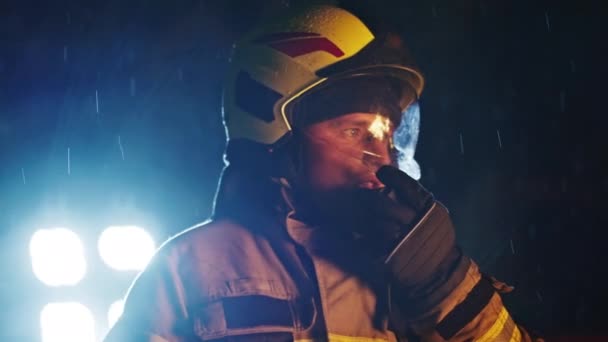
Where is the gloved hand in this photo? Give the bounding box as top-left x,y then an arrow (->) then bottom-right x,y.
373,165 -> 462,288
307,165 -> 467,295
321,165 -> 468,319
325,166 -> 454,273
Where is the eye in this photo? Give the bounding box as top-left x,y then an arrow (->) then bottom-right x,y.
342,128 -> 361,139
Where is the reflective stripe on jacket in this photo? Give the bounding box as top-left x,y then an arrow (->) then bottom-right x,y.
104,216 -> 541,342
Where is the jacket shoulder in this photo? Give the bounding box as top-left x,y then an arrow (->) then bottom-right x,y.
155,218 -> 256,260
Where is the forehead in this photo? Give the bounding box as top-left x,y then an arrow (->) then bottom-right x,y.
304,112 -> 395,142
324,112 -> 394,128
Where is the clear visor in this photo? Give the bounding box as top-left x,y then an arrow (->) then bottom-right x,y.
393,101 -> 421,180
303,100 -> 421,181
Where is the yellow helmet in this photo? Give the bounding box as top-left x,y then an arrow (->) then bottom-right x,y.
222,4 -> 424,156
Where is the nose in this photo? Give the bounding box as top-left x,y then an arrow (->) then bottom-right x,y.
362,150 -> 391,170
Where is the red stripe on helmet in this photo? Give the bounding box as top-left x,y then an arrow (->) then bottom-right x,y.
268,37 -> 345,58
253,32 -> 321,44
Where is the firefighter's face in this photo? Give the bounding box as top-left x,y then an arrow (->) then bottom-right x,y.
300,112 -> 395,192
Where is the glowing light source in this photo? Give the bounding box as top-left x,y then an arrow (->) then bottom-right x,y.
98,225 -> 155,271
368,114 -> 391,140
40,302 -> 96,342
30,228 -> 87,286
107,299 -> 125,329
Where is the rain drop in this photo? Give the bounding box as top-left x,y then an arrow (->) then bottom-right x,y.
510,239 -> 515,255
432,4 -> 438,17
21,168 -> 26,185
496,129 -> 503,149
95,90 -> 100,113
544,11 -> 551,32
536,290 -> 543,302
118,135 -> 125,160
67,147 -> 71,175
63,45 -> 68,63
178,68 -> 183,81
458,133 -> 464,154
130,77 -> 136,97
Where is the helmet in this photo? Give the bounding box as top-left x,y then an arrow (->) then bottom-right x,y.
222,4 -> 424,166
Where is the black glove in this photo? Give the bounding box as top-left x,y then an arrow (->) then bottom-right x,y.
374,165 -> 462,288
309,166 -> 478,322
311,166 -> 468,322
305,165 -> 467,294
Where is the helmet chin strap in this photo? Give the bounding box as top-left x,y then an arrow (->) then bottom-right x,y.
271,129 -> 305,197
271,128 -> 333,220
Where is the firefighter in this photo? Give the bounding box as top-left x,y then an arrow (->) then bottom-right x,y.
105,4 -> 541,341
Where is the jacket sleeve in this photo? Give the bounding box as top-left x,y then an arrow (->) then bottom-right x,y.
103,246 -> 189,342
384,200 -> 542,341
396,259 -> 543,342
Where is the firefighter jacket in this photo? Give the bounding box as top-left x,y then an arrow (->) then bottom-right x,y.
104,167 -> 542,342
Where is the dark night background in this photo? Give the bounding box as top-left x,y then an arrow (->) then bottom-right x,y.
1,0 -> 606,340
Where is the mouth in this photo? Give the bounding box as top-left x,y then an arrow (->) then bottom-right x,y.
357,178 -> 384,189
